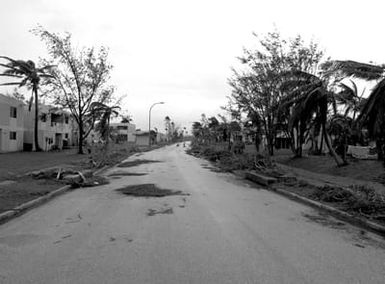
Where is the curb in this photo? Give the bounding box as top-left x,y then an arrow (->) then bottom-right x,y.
0,185 -> 72,225
239,170 -> 385,237
271,186 -> 385,237
0,154 -> 131,225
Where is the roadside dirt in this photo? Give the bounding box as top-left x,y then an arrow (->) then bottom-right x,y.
0,176 -> 60,213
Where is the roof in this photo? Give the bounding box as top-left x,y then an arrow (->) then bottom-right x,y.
0,93 -> 25,106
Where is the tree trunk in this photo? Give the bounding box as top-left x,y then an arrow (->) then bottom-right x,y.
33,88 -> 42,152
376,139 -> 383,161
341,134 -> 348,163
323,124 -> 346,167
296,130 -> 303,157
268,133 -> 274,156
318,127 -> 324,155
78,118 -> 84,154
254,132 -> 260,152
289,129 -> 297,156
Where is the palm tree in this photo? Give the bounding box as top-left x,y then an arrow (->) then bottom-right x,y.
323,60 -> 385,160
90,102 -> 120,146
335,79 -> 366,121
120,114 -> 132,123
0,56 -> 54,151
279,70 -> 346,166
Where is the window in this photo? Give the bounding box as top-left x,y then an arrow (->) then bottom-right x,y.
65,116 -> 69,124
117,134 -> 128,143
65,133 -> 69,139
117,126 -> 128,130
41,113 -> 47,122
10,107 -> 17,118
9,132 -> 16,140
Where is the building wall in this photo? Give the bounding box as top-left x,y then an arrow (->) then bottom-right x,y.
136,135 -> 149,146
0,94 -> 24,152
110,122 -> 136,143
23,105 -> 73,151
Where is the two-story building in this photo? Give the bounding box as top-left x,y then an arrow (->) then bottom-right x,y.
24,105 -> 73,151
110,122 -> 136,143
0,94 -> 25,152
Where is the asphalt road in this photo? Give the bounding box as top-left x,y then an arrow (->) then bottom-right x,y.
0,145 -> 385,284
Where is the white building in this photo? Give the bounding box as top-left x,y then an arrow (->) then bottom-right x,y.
24,105 -> 74,151
110,122 -> 136,143
0,94 -> 24,152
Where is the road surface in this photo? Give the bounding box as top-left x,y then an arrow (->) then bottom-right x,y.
0,145 -> 385,283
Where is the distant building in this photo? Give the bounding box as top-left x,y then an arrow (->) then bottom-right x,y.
0,94 -> 25,152
135,130 -> 158,146
110,122 -> 136,143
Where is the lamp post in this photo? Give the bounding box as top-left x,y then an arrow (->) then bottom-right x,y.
149,102 -> 165,147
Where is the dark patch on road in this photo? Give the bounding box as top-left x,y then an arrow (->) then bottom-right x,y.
116,184 -> 188,197
147,207 -> 174,216
65,213 -> 82,224
108,235 -> 133,243
61,234 -> 72,239
108,172 -> 148,177
117,159 -> 161,168
301,212 -> 346,229
179,205 -> 185,208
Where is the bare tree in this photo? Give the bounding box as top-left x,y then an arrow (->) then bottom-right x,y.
33,26 -> 114,154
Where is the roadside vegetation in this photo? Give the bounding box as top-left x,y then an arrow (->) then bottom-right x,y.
187,29 -> 385,227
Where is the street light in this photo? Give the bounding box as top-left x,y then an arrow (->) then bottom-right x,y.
149,102 -> 165,147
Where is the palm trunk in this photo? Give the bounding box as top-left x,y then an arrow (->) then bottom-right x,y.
33,88 -> 42,152
322,123 -> 346,167
318,127 -> 324,155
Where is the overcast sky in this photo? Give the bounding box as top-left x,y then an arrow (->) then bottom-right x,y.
1,0 -> 384,132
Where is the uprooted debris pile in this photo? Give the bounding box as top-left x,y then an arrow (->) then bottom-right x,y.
29,167 -> 108,188
311,184 -> 385,219
186,143 -> 258,172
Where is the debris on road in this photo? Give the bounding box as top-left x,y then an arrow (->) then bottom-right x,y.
117,159 -> 161,168
147,207 -> 174,216
107,172 -> 148,177
116,184 -> 187,197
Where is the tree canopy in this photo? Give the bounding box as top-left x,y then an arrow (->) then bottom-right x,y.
33,26 -> 114,154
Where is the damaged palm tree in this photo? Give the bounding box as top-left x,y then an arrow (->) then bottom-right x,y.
0,56 -> 55,151
279,70 -> 347,166
323,60 -> 385,161
90,101 -> 121,147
